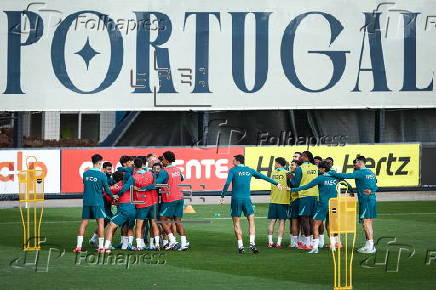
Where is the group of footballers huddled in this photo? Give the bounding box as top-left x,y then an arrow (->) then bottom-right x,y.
74,149 -> 378,256
74,151 -> 189,253
220,151 -> 378,255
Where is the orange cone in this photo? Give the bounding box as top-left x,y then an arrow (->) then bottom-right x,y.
184,204 -> 196,214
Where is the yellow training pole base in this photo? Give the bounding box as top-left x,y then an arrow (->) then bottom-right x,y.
334,287 -> 352,290
23,247 -> 41,251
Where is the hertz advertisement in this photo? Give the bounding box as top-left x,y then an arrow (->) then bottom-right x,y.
245,144 -> 420,190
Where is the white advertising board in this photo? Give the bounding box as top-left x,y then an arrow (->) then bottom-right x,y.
0,0 -> 435,110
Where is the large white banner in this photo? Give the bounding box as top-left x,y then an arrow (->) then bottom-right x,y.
0,0 -> 435,110
0,150 -> 61,194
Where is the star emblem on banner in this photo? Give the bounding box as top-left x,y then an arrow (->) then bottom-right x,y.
74,37 -> 100,70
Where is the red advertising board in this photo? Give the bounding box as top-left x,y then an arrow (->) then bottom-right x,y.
61,147 -> 243,193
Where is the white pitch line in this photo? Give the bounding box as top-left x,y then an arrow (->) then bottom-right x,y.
0,212 -> 435,225
0,220 -> 81,225
196,213 -> 436,219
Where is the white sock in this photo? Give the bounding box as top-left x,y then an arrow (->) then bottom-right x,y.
181,236 -> 187,247
310,235 -> 313,246
237,239 -> 243,249
163,239 -> 169,246
168,233 -> 176,245
121,236 -> 129,249
298,235 -> 303,243
291,236 -> 298,246
149,238 -> 154,248
98,238 -> 104,249
128,236 -> 133,245
329,236 -> 335,245
136,238 -> 143,248
90,233 -> 98,242
154,236 -> 160,246
368,239 -> 374,249
120,235 -> 126,243
277,236 -> 282,246
319,235 -> 325,247
104,240 -> 111,249
76,236 -> 83,248
249,234 -> 255,245
313,238 -> 319,250
305,236 -> 310,246
268,235 -> 273,244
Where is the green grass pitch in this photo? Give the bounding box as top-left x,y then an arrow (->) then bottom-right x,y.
1,201 -> 436,290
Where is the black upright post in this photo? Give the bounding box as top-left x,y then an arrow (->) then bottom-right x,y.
375,109 -> 385,143
13,112 -> 24,148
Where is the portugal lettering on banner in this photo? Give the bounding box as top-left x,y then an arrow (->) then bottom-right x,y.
245,144 -> 420,190
0,0 -> 436,110
61,147 -> 243,193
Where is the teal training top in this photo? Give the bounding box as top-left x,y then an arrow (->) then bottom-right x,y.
83,168 -> 113,206
117,167 -> 134,184
290,166 -> 302,187
221,165 -> 278,200
329,168 -> 378,198
291,174 -> 339,205
106,174 -> 114,186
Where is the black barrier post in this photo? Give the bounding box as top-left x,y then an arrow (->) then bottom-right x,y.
13,112 -> 24,148
375,109 -> 385,143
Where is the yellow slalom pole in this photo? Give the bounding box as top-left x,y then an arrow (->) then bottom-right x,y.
38,201 -> 44,250
338,197 -> 341,289
345,233 -> 348,287
331,181 -> 357,290
350,214 -> 357,289
18,158 -> 45,251
19,203 -> 26,249
332,249 -> 337,288
33,200 -> 37,249
338,234 -> 341,288
37,174 -> 45,250
26,202 -> 30,249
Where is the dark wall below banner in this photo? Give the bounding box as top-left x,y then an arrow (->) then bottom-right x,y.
421,145 -> 436,187
104,109 -> 436,147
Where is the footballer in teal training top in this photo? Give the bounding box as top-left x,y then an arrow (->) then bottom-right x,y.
291,161 -> 344,253
220,154 -> 281,254
74,154 -> 116,253
328,155 -> 378,254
